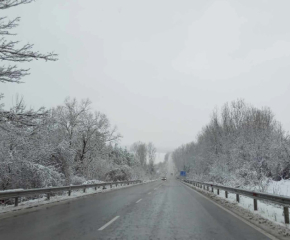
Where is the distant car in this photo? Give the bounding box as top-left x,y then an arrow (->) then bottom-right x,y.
161,177 -> 167,181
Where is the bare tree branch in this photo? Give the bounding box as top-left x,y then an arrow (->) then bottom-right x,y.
0,0 -> 34,10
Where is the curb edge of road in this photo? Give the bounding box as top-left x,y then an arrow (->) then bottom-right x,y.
181,181 -> 289,240
0,180 -> 158,220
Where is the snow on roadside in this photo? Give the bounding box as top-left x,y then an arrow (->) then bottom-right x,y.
197,179 -> 290,226
268,180 -> 290,197
217,189 -> 287,226
0,180 -> 158,215
183,181 -> 290,239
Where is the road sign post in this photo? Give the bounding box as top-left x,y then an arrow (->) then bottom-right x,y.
180,171 -> 186,178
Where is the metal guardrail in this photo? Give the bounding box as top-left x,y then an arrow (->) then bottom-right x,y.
0,180 -> 142,207
183,179 -> 290,224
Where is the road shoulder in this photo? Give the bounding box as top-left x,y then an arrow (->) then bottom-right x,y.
181,181 -> 290,240
0,181 -> 156,220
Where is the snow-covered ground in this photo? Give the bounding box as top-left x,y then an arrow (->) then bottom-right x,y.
183,181 -> 290,238
219,180 -> 290,226
267,179 -> 290,197
218,179 -> 290,226
195,179 -> 290,226
185,179 -> 290,230
0,180 -> 157,215
217,189 -> 288,226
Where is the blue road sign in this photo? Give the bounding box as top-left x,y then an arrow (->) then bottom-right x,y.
180,171 -> 186,177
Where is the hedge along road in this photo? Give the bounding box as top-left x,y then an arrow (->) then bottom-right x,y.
0,179 -> 273,240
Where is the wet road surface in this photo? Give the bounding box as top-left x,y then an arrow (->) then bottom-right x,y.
0,179 -> 271,240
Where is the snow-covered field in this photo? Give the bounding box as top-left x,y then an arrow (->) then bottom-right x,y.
0,180 -> 157,215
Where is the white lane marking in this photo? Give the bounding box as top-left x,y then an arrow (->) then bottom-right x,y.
148,192 -> 151,195
182,182 -> 279,240
136,199 -> 142,203
98,216 -> 120,231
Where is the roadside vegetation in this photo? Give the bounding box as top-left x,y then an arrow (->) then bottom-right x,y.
173,99 -> 290,192
0,1 -> 162,191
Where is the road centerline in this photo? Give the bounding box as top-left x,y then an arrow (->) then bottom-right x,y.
98,216 -> 120,231
148,192 -> 151,195
136,199 -> 142,203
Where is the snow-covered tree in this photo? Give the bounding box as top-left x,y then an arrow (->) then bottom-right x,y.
172,100 -> 290,189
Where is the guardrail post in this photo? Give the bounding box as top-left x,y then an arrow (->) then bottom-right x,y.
116,183 -> 118,187
211,187 -> 214,192
47,193 -> 50,200
225,191 -> 228,198
207,186 -> 209,191
284,207 -> 289,224
236,194 -> 239,203
95,186 -> 97,190
217,189 -> 219,195
83,187 -> 86,193
15,197 -> 19,207
110,184 -> 112,189
68,189 -> 71,196
254,199 -> 258,211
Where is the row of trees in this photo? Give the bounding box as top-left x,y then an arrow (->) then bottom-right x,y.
0,97 -> 159,190
172,100 -> 290,190
0,1 -> 160,190
130,141 -> 158,179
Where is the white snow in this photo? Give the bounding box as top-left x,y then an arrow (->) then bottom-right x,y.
198,179 -> 290,225
0,189 -> 24,192
215,179 -> 290,225
267,179 -> 290,197
183,181 -> 290,238
217,189 -> 288,226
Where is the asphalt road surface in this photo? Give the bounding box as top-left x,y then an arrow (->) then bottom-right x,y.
0,179 -> 271,240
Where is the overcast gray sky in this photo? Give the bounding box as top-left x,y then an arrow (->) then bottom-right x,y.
2,0 -> 290,154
